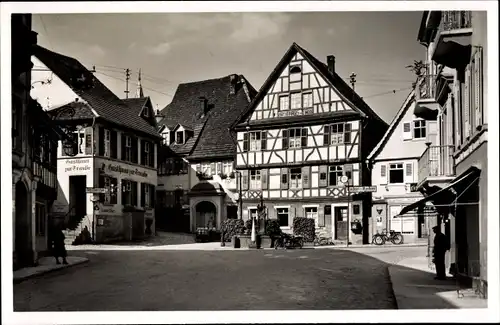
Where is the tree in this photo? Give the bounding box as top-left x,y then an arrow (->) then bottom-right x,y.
406,60 -> 427,89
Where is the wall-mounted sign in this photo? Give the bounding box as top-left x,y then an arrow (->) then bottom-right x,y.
64,158 -> 91,172
101,163 -> 149,178
277,108 -> 313,118
350,186 -> 377,193
86,187 -> 108,193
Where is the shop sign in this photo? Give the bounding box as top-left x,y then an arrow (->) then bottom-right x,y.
100,162 -> 149,178
64,158 -> 91,172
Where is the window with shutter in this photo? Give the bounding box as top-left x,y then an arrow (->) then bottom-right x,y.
474,48 -> 483,128
210,163 -> 216,175
454,81 -> 462,147
243,133 -> 249,152
301,128 -> 308,147
99,126 -> 105,156
302,166 -> 311,189
282,130 -> 289,149
110,130 -> 117,158
261,169 -> 268,190
380,165 -> 387,185
463,65 -> 471,138
402,122 -> 412,140
344,124 -> 352,143
261,131 -> 267,150
323,126 -> 330,146
280,168 -> 289,189
319,165 -> 328,187
242,170 -> 249,190
85,127 -> 92,155
404,162 -> 413,184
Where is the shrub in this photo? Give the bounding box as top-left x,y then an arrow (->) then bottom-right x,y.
220,219 -> 245,242
244,218 -> 261,235
265,219 -> 282,237
292,217 -> 315,242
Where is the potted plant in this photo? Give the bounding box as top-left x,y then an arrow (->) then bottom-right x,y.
218,172 -> 228,180
229,171 -> 235,179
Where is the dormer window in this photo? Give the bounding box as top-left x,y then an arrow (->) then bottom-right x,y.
144,107 -> 149,117
162,132 -> 169,145
176,131 -> 184,144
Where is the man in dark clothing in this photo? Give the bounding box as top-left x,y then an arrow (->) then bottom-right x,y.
50,224 -> 68,265
432,225 -> 449,280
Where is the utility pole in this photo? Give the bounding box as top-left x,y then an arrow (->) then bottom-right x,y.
124,68 -> 131,99
349,72 -> 357,91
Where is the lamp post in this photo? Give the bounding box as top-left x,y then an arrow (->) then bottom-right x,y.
235,170 -> 243,220
341,175 -> 350,247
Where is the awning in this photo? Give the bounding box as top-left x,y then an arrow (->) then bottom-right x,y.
397,166 -> 481,216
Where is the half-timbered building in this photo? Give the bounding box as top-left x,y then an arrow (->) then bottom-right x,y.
32,46 -> 162,244
234,43 -> 388,245
12,15 -> 67,269
156,74 -> 257,232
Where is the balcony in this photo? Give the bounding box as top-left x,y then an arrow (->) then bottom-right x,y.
414,75 -> 439,121
417,145 -> 455,189
432,11 -> 473,69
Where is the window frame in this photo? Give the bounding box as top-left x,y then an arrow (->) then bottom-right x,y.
249,170 -> 261,190
104,129 -> 111,157
413,119 -> 427,139
302,92 -> 313,108
276,207 -> 289,227
279,94 -> 290,111
290,92 -> 302,110
289,167 -> 302,189
388,163 -> 405,184
176,131 -> 184,144
249,131 -> 262,151
328,165 -> 344,186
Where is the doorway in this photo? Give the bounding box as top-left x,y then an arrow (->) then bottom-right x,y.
195,201 -> 217,229
15,181 -> 32,268
69,175 -> 87,225
334,206 -> 348,241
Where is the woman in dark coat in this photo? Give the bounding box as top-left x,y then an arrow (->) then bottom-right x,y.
50,224 -> 68,265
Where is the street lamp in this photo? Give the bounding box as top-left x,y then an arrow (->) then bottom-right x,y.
340,175 -> 350,247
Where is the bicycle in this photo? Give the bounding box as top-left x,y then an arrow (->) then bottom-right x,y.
314,231 -> 334,246
274,233 -> 304,249
372,229 -> 404,245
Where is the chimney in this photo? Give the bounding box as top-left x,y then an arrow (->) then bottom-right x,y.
199,96 -> 209,114
229,74 -> 238,95
327,55 -> 335,74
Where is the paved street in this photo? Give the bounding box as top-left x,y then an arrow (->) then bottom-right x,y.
12,247 -> 427,311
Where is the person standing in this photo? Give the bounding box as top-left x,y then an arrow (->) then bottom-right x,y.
50,224 -> 69,265
432,225 -> 449,280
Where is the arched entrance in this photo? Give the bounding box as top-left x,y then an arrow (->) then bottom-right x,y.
195,201 -> 217,229
15,181 -> 32,268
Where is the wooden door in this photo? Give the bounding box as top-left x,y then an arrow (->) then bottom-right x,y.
334,207 -> 348,240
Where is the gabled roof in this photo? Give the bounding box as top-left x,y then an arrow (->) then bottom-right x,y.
121,97 -> 149,116
234,42 -> 387,128
367,90 -> 415,161
158,74 -> 257,159
33,45 -> 160,139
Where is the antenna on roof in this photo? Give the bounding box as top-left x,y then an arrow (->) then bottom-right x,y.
124,68 -> 131,99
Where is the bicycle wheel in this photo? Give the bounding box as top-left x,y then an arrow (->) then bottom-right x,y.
297,238 -> 304,249
391,233 -> 404,245
373,234 -> 385,246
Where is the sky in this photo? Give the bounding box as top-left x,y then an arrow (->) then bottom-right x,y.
31,11 -> 425,124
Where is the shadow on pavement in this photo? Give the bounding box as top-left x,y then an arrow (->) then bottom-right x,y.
13,248 -> 482,311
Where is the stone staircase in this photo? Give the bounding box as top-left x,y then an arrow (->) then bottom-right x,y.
63,215 -> 92,246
